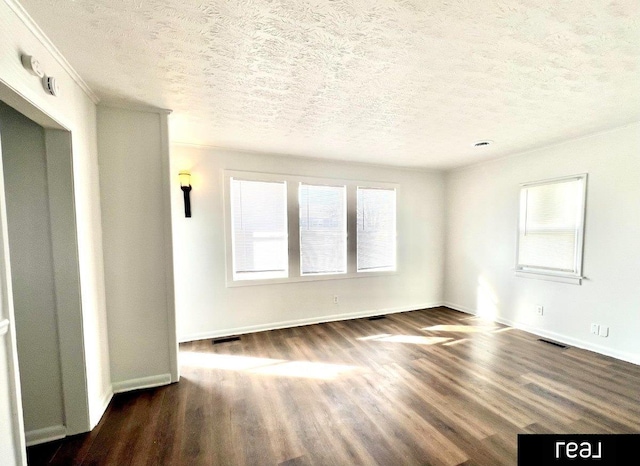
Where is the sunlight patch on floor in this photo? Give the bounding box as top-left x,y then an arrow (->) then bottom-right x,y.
422,324 -> 497,333
492,327 -> 513,334
358,333 -> 393,341
181,352 -> 284,370
443,338 -> 470,346
251,361 -> 357,379
357,334 -> 452,345
180,351 -> 359,380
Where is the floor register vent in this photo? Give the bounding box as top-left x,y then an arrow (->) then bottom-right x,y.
212,336 -> 241,345
538,338 -> 568,349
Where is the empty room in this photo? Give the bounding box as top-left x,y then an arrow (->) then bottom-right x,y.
0,1 -> 639,465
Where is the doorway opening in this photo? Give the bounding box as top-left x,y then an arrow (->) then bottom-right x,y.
0,96 -> 88,452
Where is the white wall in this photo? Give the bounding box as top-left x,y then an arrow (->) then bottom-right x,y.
171,145 -> 445,341
444,123 -> 640,364
0,0 -> 111,435
0,102 -> 64,434
97,105 -> 178,391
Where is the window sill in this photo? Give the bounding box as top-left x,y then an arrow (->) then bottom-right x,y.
226,269 -> 398,287
515,270 -> 583,285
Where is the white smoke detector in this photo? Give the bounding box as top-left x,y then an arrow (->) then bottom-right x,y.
42,76 -> 60,96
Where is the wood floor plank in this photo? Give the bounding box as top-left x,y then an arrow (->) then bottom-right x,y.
26,307 -> 640,465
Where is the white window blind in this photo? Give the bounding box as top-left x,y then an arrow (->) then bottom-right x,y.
230,178 -> 288,280
357,187 -> 396,272
517,176 -> 586,275
299,183 -> 347,275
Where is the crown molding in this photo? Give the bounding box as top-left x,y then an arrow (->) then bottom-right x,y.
5,0 -> 100,104
98,101 -> 172,115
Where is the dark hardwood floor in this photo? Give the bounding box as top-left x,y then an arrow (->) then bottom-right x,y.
27,307 -> 640,465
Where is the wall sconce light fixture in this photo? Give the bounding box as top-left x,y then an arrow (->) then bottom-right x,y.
179,171 -> 192,218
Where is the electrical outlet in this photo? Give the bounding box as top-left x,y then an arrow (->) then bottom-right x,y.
536,305 -> 544,316
333,295 -> 339,304
590,323 -> 599,335
598,326 -> 609,337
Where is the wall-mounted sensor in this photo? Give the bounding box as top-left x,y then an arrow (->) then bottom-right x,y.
21,54 -> 44,78
21,54 -> 59,96
42,75 -> 60,96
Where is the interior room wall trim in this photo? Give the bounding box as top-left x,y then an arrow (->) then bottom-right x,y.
159,112 -> 179,384
4,0 -> 99,104
24,425 -> 66,447
112,374 -> 172,394
97,102 -> 172,115
179,302 -> 444,343
97,389 -> 113,425
98,106 -> 178,393
443,302 -> 640,366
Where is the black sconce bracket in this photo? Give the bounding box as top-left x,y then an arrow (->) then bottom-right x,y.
181,185 -> 192,217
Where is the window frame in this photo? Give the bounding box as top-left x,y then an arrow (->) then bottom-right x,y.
299,182 -> 348,277
228,176 -> 289,282
224,170 -> 398,287
515,173 -> 587,285
356,186 -> 398,273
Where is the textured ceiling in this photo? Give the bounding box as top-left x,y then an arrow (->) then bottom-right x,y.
18,0 -> 640,169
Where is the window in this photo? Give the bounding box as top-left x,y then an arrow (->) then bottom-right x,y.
357,187 -> 397,272
225,171 -> 398,285
230,178 -> 288,280
516,174 -> 587,283
299,184 -> 347,275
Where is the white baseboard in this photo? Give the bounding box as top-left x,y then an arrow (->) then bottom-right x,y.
180,302 -> 445,343
112,373 -> 172,394
442,301 -> 640,366
442,301 -> 476,315
89,388 -> 114,429
25,425 -> 66,447
99,388 -> 113,415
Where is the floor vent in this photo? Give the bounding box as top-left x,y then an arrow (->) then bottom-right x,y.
212,336 -> 241,345
368,315 -> 386,321
538,338 -> 567,349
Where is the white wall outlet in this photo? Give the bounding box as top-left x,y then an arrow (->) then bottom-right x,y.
590,323 -> 599,335
333,295 -> 339,304
536,305 -> 543,315
598,326 -> 609,337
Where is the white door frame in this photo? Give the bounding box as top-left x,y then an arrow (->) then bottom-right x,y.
0,81 -> 90,454
0,126 -> 27,466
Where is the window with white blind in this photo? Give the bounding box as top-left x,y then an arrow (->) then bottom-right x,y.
299,184 -> 347,275
516,174 -> 587,283
230,178 -> 288,280
357,187 -> 397,272
225,171 -> 398,285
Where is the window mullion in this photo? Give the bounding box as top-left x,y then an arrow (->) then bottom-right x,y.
288,180 -> 301,278
346,185 -> 357,274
